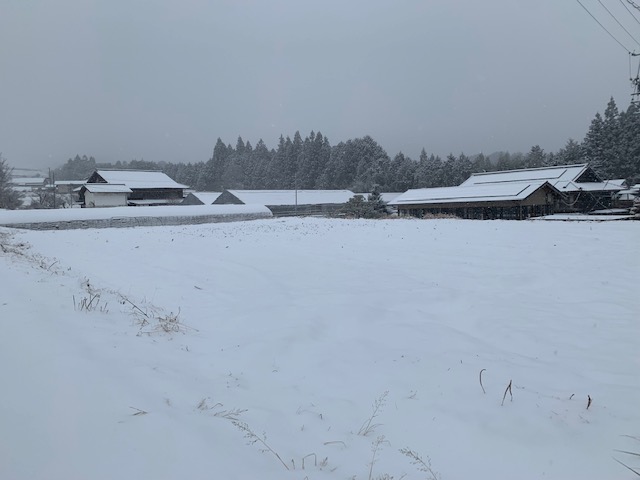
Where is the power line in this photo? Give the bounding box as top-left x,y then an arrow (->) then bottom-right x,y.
597,0 -> 640,47
576,0 -> 633,53
619,0 -> 640,26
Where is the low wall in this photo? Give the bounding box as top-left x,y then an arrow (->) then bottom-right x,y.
0,205 -> 272,231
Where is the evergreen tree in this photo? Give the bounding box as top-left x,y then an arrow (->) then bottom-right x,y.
54,154 -> 97,180
471,153 -> 492,173
367,184 -> 387,216
414,149 -> 443,187
298,131 -> 330,189
388,152 -> 416,192
582,110 -> 609,177
618,102 -> 640,180
249,139 -> 272,189
523,145 -> 547,168
555,139 -> 583,166
0,156 -> 23,209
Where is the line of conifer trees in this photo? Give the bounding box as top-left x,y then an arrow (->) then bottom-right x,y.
54,97 -> 639,191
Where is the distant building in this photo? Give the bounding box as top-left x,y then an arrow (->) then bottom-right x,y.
82,170 -> 188,207
213,189 -> 355,216
10,177 -> 49,189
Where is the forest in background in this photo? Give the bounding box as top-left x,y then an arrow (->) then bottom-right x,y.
54,98 -> 640,192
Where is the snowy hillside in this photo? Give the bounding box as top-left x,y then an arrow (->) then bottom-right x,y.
1,218 -> 638,480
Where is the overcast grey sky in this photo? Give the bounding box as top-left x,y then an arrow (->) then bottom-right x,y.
1,0 -> 638,169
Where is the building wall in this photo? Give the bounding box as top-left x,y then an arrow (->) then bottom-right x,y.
85,192 -> 129,208
128,188 -> 184,201
3,211 -> 273,230
180,194 -> 205,206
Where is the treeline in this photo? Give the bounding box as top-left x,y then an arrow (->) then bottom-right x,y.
54,98 -> 639,190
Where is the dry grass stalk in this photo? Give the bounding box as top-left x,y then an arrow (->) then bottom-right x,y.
232,421 -> 289,471
368,435 -> 388,480
358,391 -> 388,436
479,369 -> 486,394
400,447 -> 440,480
501,379 -> 513,406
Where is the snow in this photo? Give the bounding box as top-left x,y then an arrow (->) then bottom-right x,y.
1,217 -> 639,480
0,204 -> 271,226
223,189 -> 355,206
538,213 -> 635,221
82,184 -> 132,194
460,164 -> 588,186
94,170 -> 189,189
391,181 -> 550,205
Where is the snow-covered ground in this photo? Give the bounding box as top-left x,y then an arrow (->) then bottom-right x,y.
1,217 -> 638,480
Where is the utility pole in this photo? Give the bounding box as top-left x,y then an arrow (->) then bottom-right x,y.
632,53 -> 640,107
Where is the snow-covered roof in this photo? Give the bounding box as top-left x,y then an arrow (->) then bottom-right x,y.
380,193 -> 403,203
460,164 -> 591,187
55,180 -> 84,186
616,186 -> 640,196
354,192 -> 403,203
188,192 -> 222,204
92,170 -> 188,189
224,190 -> 355,206
83,184 -> 132,194
390,181 -> 553,205
10,177 -> 48,185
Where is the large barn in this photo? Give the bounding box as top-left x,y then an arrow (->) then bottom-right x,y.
391,181 -> 561,220
82,170 -> 188,207
391,164 -> 625,220
213,189 -> 355,216
460,164 -> 624,212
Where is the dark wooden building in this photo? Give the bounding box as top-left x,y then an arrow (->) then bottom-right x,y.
390,181 -> 561,220
84,170 -> 188,206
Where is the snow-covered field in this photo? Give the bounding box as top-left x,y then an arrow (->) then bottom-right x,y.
1,217 -> 638,480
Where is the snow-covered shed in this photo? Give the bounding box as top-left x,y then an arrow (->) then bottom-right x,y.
390,181 -> 561,220
10,177 -> 49,188
84,170 -> 188,206
181,192 -> 222,206
79,184 -> 132,208
460,164 -> 624,212
213,189 -> 355,216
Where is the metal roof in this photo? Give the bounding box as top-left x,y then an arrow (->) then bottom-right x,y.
93,170 -> 188,189
224,190 -> 356,206
83,184 -> 132,194
460,164 -> 591,187
390,181 -> 554,205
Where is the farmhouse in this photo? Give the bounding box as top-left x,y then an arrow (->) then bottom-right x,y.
391,181 -> 560,220
83,170 -> 188,207
460,164 -> 624,212
213,189 -> 355,216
